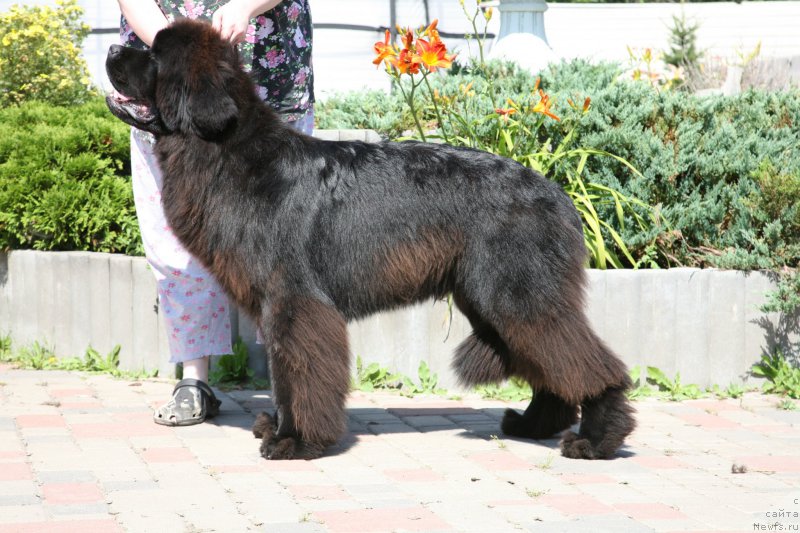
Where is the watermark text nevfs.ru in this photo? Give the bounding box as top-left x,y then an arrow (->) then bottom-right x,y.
754,499 -> 800,531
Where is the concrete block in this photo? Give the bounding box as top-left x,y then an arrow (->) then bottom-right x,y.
352,304 -> 409,378
69,252 -> 92,359
743,271 -> 790,374
51,253 -> 72,357
403,303 -> 437,381
636,270 -> 661,375
707,269 -> 747,385
652,269 -> 680,376
673,268 -> 710,386
34,251 -> 56,349
584,269 -> 607,338
348,311 -> 391,373
338,129 -> 368,142
0,253 -> 9,334
424,299 -> 469,390
4,250 -> 795,390
364,130 -> 382,143
312,129 -> 340,141
14,251 -> 40,347
131,259 -> 159,373
108,255 -> 134,371
88,253 -> 112,356
744,271 -> 778,357
601,269 -> 642,371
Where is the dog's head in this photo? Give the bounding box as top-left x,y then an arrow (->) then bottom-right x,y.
105,19 -> 241,139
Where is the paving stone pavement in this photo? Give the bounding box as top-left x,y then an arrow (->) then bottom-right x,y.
0,363 -> 798,533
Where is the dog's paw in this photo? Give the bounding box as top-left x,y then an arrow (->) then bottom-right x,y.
560,431 -> 598,460
260,435 -> 325,460
252,411 -> 276,439
260,435 -> 297,459
500,408 -> 525,436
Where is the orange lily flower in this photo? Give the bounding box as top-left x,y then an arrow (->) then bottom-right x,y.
416,37 -> 455,72
372,29 -> 397,67
401,28 -> 415,52
495,107 -> 517,122
568,96 -> 592,113
532,89 -> 560,121
423,19 -> 441,43
391,48 -> 421,75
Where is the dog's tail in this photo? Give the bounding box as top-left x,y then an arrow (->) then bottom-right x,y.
452,331 -> 509,386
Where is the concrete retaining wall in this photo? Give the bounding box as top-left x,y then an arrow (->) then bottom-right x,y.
1,249 -> 794,389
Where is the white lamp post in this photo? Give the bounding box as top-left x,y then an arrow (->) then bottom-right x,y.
489,0 -> 556,74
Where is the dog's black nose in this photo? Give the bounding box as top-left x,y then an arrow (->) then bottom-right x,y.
108,44 -> 123,59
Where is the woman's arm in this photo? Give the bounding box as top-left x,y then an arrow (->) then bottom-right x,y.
212,0 -> 285,43
117,0 -> 169,47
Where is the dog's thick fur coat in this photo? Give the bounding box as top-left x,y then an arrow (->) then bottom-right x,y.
105,19 -> 635,460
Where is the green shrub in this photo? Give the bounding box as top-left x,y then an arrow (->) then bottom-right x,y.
210,339 -> 254,385
316,90 -> 411,139
752,351 -> 800,399
0,97 -> 141,255
542,69 -> 800,269
0,0 -> 95,107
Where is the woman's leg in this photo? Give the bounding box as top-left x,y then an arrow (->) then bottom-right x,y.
130,130 -> 229,425
182,357 -> 209,382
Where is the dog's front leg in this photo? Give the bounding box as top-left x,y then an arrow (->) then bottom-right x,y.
254,295 -> 351,460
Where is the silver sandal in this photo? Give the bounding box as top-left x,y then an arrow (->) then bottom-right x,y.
153,379 -> 221,426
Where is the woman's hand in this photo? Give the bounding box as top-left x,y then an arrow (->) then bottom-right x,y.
212,0 -> 283,44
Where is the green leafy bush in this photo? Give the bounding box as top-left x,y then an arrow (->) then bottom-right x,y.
0,0 -> 95,106
210,339 -> 254,385
316,90 -> 411,140
752,351 -> 800,399
475,377 -> 532,402
542,65 -> 800,269
353,355 -> 402,392
0,97 -> 141,255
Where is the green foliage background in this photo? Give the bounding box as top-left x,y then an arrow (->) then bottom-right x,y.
0,98 -> 141,255
0,0 -> 95,107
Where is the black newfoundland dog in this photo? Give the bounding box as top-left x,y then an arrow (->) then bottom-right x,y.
105,19 -> 635,460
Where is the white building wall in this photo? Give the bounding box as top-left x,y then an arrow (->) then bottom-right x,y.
1,1 -> 797,98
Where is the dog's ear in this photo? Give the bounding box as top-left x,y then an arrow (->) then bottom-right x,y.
159,61 -> 238,140
187,75 -> 238,139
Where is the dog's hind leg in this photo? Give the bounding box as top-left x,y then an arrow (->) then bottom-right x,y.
499,312 -> 635,459
501,390 -> 579,440
256,296 -> 351,460
451,295 -> 580,440
451,296 -> 579,440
